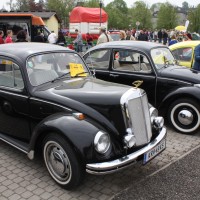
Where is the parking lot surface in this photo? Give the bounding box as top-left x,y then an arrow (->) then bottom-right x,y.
0,127 -> 200,200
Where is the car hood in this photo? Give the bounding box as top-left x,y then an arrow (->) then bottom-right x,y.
159,65 -> 200,84
34,77 -> 131,135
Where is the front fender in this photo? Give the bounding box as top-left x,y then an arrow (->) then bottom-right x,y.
159,86 -> 200,114
29,113 -> 100,161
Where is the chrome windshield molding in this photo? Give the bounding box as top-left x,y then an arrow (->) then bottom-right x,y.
86,127 -> 167,175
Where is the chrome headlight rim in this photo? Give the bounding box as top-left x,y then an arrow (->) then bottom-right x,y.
149,107 -> 164,129
94,131 -> 110,154
150,107 -> 158,124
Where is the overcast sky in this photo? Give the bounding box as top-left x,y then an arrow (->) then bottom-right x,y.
0,0 -> 199,9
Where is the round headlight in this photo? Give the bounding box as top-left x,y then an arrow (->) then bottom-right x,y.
153,117 -> 164,129
150,107 -> 158,123
94,131 -> 110,154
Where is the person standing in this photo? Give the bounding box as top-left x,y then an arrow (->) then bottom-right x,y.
193,44 -> 200,71
158,29 -> 162,43
85,32 -> 93,49
5,30 -> 13,43
56,31 -> 66,46
137,29 -> 148,41
97,26 -> 112,45
48,31 -> 57,44
162,29 -> 168,45
15,30 -> 28,42
0,31 -> 4,44
34,31 -> 45,42
73,29 -> 83,52
153,29 -> 158,42
168,35 -> 178,46
119,30 -> 126,40
126,30 -> 135,40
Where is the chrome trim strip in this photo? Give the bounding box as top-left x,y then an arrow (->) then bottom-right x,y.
157,77 -> 192,85
0,137 -> 28,154
86,127 -> 167,174
0,89 -> 27,98
30,97 -> 72,112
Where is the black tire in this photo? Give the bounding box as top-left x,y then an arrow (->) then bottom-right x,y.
42,133 -> 85,189
168,98 -> 200,134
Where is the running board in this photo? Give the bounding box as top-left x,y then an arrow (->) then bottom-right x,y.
0,133 -> 29,154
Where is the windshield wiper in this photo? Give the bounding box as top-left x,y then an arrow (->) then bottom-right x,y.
71,71 -> 90,78
51,72 -> 71,83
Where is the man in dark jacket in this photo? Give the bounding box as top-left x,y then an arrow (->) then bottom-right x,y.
193,44 -> 200,71
158,30 -> 162,43
137,29 -> 148,41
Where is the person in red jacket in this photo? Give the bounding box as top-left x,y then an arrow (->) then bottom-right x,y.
0,31 -> 4,44
5,30 -> 13,44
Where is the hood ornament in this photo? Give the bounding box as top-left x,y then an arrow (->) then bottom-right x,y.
132,80 -> 143,88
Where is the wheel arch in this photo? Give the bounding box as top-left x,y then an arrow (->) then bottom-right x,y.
28,113 -> 100,161
158,88 -> 200,117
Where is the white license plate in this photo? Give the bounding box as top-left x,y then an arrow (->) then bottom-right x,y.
143,138 -> 166,164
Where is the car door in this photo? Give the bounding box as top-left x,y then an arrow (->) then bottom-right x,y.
84,49 -> 111,81
0,57 -> 30,141
109,49 -> 157,105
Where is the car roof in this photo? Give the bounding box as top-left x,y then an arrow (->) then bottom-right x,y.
169,41 -> 200,50
0,43 -> 74,60
87,41 -> 165,52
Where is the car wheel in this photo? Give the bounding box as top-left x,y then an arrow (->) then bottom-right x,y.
43,134 -> 85,189
168,98 -> 200,134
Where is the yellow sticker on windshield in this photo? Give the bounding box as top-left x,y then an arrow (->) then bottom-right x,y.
69,63 -> 87,77
1,60 -> 12,65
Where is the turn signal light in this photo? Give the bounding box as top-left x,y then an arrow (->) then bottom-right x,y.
73,113 -> 85,120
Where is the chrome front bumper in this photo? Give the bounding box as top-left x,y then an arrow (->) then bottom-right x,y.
86,127 -> 167,175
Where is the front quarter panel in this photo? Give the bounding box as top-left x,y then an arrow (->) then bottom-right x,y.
29,113 -> 101,162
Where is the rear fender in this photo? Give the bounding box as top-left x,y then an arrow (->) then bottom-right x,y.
159,86 -> 200,115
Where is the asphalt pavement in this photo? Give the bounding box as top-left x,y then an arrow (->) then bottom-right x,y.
112,144 -> 200,200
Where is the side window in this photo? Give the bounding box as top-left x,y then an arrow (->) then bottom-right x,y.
113,50 -> 152,73
172,48 -> 192,62
84,49 -> 111,69
0,59 -> 24,89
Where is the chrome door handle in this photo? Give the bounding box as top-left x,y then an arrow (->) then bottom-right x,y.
110,74 -> 119,77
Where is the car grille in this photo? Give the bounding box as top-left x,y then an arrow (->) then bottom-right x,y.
121,88 -> 152,146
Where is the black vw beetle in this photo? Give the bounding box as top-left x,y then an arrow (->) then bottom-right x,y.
83,41 -> 200,134
0,43 -> 166,189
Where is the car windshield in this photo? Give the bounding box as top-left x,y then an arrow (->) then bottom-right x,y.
26,52 -> 89,86
151,48 -> 176,70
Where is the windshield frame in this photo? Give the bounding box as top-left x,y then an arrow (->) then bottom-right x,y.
26,51 -> 91,87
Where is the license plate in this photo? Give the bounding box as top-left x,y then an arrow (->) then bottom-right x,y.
143,138 -> 166,164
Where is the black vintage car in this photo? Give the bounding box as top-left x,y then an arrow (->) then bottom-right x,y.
83,41 -> 200,134
0,43 -> 166,189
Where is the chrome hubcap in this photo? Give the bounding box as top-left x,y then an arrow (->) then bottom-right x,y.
45,142 -> 71,183
178,110 -> 194,125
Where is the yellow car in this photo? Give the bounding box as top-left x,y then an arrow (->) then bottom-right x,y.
169,41 -> 200,68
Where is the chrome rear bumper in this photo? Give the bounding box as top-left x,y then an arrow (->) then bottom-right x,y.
86,127 -> 167,175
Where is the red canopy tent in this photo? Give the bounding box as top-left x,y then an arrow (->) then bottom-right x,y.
70,7 -> 108,23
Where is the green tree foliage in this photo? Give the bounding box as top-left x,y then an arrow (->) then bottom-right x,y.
46,0 -> 74,27
84,0 -> 99,8
129,1 -> 152,29
14,0 -> 45,11
105,0 -> 129,29
157,2 -> 178,29
188,4 -> 200,32
182,1 -> 189,12
14,0 -> 29,11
